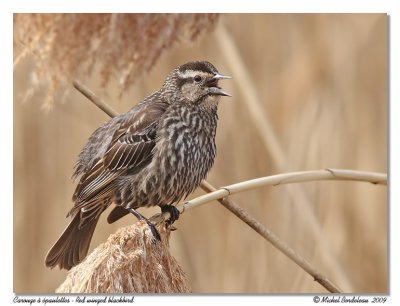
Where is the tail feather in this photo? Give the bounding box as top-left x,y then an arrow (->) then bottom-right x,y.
107,205 -> 130,224
45,212 -> 99,270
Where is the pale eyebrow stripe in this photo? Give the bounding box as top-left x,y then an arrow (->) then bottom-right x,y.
178,70 -> 210,79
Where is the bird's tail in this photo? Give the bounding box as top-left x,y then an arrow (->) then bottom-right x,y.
45,212 -> 99,270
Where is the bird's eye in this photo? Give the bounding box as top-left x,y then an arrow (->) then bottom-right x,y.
194,75 -> 202,83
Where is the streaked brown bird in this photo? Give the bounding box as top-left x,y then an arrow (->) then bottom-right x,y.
45,61 -> 231,270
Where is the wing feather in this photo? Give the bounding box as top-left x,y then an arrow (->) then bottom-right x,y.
71,99 -> 167,211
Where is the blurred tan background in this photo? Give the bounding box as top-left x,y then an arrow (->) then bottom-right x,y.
13,14 -> 387,293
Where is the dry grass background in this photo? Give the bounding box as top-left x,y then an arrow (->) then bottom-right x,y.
13,13 -> 387,293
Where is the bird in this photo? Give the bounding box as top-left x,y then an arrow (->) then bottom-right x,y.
45,60 -> 231,270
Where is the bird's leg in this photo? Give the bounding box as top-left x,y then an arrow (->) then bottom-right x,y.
160,205 -> 180,226
128,208 -> 161,241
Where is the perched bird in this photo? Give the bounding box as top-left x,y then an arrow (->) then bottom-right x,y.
45,61 -> 231,270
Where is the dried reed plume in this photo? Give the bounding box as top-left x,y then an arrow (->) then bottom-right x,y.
56,216 -> 190,293
13,13 -> 219,107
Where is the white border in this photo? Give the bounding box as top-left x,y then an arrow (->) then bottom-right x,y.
4,1 -> 398,306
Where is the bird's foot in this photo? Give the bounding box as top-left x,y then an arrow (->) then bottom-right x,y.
147,221 -> 161,241
161,205 -> 180,226
129,208 -> 161,241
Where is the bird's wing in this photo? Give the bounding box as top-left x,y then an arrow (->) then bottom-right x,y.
102,121 -> 157,172
70,100 -> 167,212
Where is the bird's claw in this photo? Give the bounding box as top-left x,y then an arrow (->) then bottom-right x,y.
147,220 -> 161,241
161,205 -> 180,226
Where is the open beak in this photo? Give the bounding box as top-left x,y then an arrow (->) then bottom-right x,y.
207,73 -> 232,97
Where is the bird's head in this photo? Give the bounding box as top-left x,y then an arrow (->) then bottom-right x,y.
163,61 -> 231,106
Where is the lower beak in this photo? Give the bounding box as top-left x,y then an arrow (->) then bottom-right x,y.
208,87 -> 231,97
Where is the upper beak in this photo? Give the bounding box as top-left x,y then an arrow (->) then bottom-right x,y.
207,73 -> 232,97
213,73 -> 232,81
